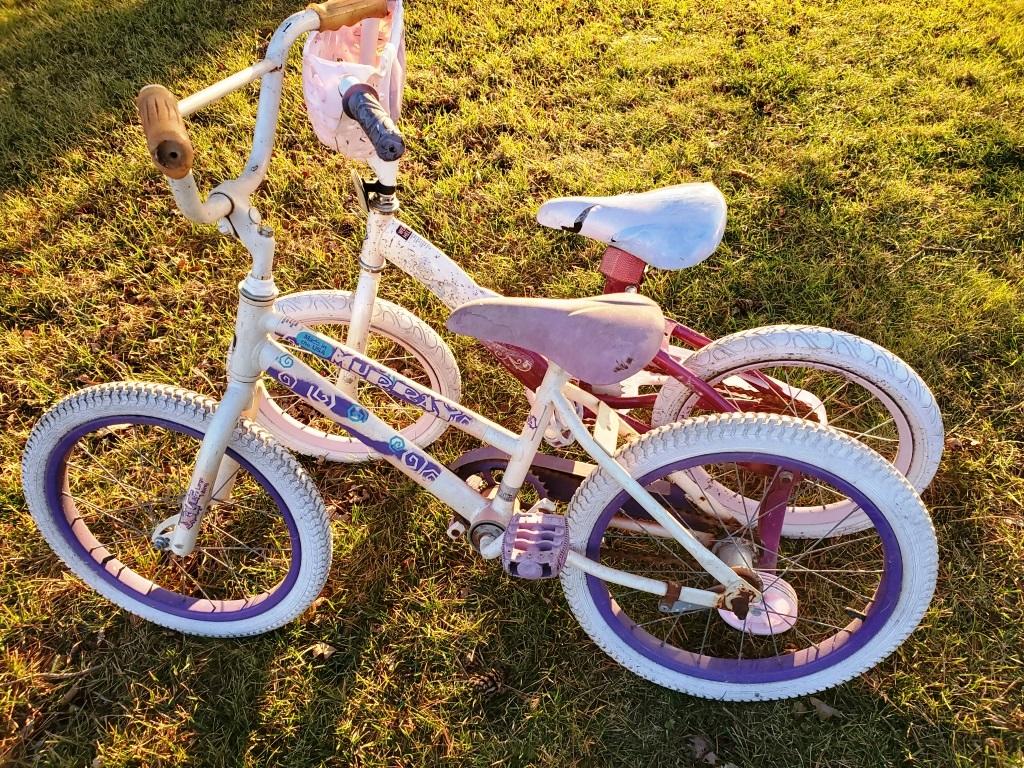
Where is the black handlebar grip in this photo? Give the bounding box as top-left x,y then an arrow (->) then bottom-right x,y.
343,84 -> 405,162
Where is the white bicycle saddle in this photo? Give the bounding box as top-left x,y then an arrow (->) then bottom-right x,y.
537,182 -> 727,270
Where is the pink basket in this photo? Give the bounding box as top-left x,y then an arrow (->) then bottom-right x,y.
302,1 -> 405,160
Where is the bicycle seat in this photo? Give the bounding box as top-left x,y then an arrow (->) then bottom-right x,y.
536,183 -> 727,270
446,294 -> 665,385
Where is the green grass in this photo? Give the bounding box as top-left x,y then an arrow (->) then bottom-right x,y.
1,0 -> 1023,765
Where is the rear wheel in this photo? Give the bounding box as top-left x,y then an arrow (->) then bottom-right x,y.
561,413 -> 937,701
653,326 -> 944,537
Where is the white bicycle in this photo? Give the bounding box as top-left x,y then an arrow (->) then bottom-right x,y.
21,0 -> 937,701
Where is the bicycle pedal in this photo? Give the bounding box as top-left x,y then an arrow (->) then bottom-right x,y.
543,425 -> 575,448
501,513 -> 569,580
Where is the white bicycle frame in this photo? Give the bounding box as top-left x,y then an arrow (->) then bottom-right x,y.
151,7 -> 760,614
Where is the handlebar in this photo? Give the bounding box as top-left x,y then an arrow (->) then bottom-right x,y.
343,84 -> 405,161
136,0 -> 392,223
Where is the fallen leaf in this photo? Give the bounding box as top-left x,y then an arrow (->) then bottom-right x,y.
306,642 -> 336,661
945,436 -> 981,452
57,681 -> 84,707
346,485 -> 370,504
809,696 -> 842,720
688,735 -> 715,762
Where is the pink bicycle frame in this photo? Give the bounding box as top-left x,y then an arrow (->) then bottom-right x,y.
482,320 -> 736,434
353,211 -> 793,432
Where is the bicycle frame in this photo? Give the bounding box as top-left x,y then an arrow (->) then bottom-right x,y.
139,4 -> 763,616
165,266 -> 757,611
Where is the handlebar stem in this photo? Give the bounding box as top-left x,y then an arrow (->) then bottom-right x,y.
368,155 -> 399,187
178,178 -> 277,300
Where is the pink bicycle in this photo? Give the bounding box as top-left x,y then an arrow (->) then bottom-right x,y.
251,0 -> 944,539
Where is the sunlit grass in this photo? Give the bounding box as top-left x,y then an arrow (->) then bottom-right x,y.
1,0 -> 1022,765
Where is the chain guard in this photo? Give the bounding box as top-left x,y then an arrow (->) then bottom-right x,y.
449,447 -> 582,503
447,448 -> 740,536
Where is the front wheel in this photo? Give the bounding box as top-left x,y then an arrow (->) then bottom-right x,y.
254,290 -> 462,463
21,382 -> 332,637
652,325 -> 945,537
561,413 -> 937,701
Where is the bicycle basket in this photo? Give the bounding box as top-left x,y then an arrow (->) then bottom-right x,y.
302,0 -> 405,160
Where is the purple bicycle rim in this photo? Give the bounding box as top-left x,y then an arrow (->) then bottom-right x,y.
585,452 -> 903,684
44,414 -> 302,623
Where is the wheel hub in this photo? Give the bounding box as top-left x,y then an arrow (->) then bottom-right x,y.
718,572 -> 798,636
150,514 -> 180,551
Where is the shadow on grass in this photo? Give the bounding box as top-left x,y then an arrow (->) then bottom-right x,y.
3,455 -> 992,767
6,514 -> 389,767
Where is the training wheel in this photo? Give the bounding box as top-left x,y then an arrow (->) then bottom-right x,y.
718,572 -> 798,636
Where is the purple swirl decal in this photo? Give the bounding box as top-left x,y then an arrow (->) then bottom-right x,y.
265,366 -> 443,483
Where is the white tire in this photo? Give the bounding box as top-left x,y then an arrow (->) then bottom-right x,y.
22,382 -> 331,637
652,325 -> 944,537
254,290 -> 461,462
561,413 -> 937,701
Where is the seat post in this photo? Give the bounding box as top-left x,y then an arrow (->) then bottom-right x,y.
600,246 -> 647,293
490,364 -> 570,513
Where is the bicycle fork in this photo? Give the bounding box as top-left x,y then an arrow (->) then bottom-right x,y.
166,197 -> 280,556
336,200 -> 391,399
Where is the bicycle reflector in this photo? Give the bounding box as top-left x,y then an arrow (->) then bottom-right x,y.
302,0 -> 405,160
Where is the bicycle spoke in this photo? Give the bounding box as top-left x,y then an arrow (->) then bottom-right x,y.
829,425 -> 899,443
59,417 -> 294,608
169,558 -> 216,605
699,608 -> 713,657
737,615 -> 748,659
69,451 -> 152,501
764,600 -> 781,658
591,442 -> 893,673
211,465 -> 243,501
634,613 -> 693,630
65,494 -> 153,537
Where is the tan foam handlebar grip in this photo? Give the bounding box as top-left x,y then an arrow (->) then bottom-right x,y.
136,84 -> 194,180
307,0 -> 388,31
